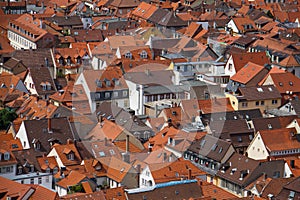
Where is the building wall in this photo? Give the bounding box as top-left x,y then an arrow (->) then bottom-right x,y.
0,164 -> 17,179
56,185 -> 67,196
126,80 -> 142,115
7,30 -> 37,49
15,122 -> 30,149
140,166 -> 155,188
224,55 -> 236,77
246,133 -> 269,160
237,99 -> 281,113
47,148 -> 65,168
24,72 -> 37,95
75,73 -> 93,112
14,173 -> 53,189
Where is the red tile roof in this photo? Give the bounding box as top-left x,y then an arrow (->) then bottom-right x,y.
231,62 -> 266,84
259,128 -> 300,152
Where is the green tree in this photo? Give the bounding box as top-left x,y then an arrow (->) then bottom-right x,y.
0,108 -> 17,130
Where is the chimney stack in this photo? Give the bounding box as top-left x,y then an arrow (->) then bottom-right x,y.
48,118 -> 52,133
104,137 -> 108,146
126,135 -> 130,153
188,168 -> 192,180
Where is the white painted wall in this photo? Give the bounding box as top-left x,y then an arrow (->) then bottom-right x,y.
246,132 -> 269,160
15,122 -> 30,149
139,166 -> 155,188
224,55 -> 236,77
14,173 -> 53,189
75,73 -> 94,112
47,148 -> 65,169
24,71 -> 37,95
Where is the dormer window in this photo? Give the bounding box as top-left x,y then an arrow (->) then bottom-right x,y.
41,82 -> 47,91
68,152 -> 74,160
18,166 -> 22,174
4,152 -> 10,160
113,78 -> 120,86
53,167 -> 58,174
125,51 -> 132,59
66,57 -> 71,65
76,57 -> 81,64
46,167 -> 50,173
30,164 -> 34,173
140,50 -> 148,59
95,79 -> 102,88
104,79 -> 111,87
58,57 -> 64,65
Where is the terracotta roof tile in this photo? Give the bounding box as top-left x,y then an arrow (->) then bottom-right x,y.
56,170 -> 87,189
29,184 -> 58,200
150,159 -> 206,183
229,52 -> 270,72
267,72 -> 300,94
52,143 -> 82,166
231,62 -> 266,84
259,128 -> 300,152
181,98 -> 234,119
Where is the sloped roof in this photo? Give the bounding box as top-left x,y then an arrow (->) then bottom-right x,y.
231,62 -> 266,84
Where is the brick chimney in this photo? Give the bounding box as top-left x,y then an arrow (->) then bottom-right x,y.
188,168 -> 192,180
48,118 -> 52,133
126,135 -> 129,153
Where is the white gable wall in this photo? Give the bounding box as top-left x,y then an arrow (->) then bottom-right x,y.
246,132 -> 269,160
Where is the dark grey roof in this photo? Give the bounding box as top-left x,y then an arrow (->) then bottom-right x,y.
22,117 -> 75,152
144,85 -> 185,95
28,67 -> 57,96
201,109 -> 262,123
44,16 -> 83,27
187,134 -> 232,162
158,11 -> 188,27
148,9 -> 169,24
8,49 -> 54,68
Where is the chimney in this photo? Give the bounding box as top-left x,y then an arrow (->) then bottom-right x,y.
122,152 -> 130,163
126,135 -> 130,153
188,168 -> 192,180
48,118 -> 52,133
104,137 -> 108,146
67,138 -> 73,144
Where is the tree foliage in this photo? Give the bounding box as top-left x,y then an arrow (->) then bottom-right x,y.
0,108 -> 17,130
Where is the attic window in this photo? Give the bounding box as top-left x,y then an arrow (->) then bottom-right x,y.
238,136 -> 242,143
99,151 -> 105,157
200,140 -> 206,148
140,50 -> 148,59
113,78 -> 120,86
4,152 -> 10,160
68,152 -> 74,160
95,79 -> 102,87
257,88 -> 263,92
289,81 -> 293,86
125,52 -> 132,59
268,124 -> 272,129
218,147 -> 223,153
279,82 -> 283,86
211,144 -> 218,151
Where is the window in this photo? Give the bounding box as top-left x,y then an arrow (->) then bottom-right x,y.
30,178 -> 34,184
46,176 -> 49,183
272,99 -> 278,104
38,177 -> 42,184
68,153 -> 74,160
46,168 -> 50,173
256,101 -> 259,106
140,50 -> 147,59
4,152 -> 10,160
123,90 -> 128,97
125,52 -> 132,59
261,101 -> 265,105
113,91 -> 118,98
242,102 -> 248,107
105,92 -> 110,99
228,63 -> 232,71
